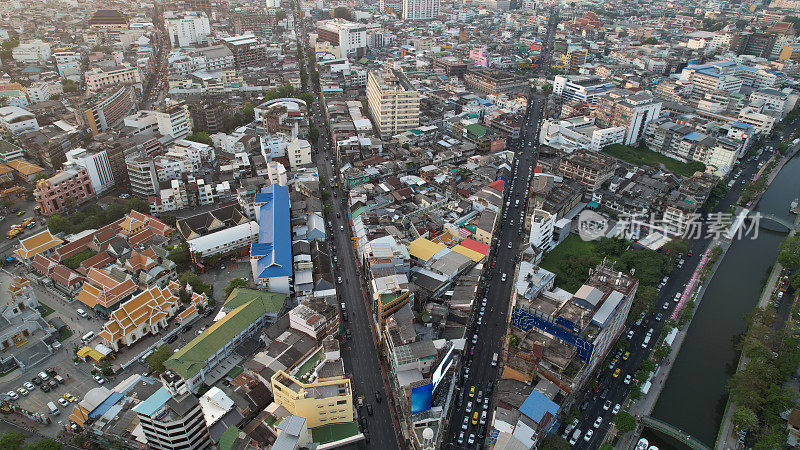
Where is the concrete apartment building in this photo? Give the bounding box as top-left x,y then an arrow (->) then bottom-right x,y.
165,11 -> 211,47
134,379 -> 212,450
271,370 -> 354,429
80,85 -> 137,136
402,0 -> 440,20
558,150 -> 616,194
33,167 -> 95,215
594,89 -> 662,146
366,69 -> 420,138
221,34 -> 268,69
85,64 -> 142,93
127,156 -> 160,198
464,68 -> 528,96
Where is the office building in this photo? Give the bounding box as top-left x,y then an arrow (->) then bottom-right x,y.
134,383 -> 212,450
64,147 -> 114,195
316,19 -> 368,59
271,370 -> 354,428
366,69 -> 420,138
33,167 -> 95,216
594,89 -> 662,146
165,11 -> 211,47
552,75 -> 615,109
80,86 -> 137,136
402,0 -> 440,20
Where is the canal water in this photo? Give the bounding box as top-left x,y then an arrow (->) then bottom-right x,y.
642,154 -> 800,449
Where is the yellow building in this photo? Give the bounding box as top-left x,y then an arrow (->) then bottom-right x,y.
271,370 -> 353,428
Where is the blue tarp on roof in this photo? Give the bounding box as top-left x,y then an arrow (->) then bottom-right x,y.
89,391 -> 124,419
252,184 -> 292,280
132,387 -> 171,417
519,390 -> 560,423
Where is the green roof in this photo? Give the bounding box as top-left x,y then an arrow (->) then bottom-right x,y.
464,123 -> 487,138
380,292 -> 405,306
224,287 -> 286,312
409,129 -> 423,135
219,426 -> 240,450
165,288 -> 286,379
311,421 -> 360,443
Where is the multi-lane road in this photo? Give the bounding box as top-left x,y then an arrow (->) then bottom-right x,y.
443,93 -> 547,448
570,142 -> 779,449
293,10 -> 400,448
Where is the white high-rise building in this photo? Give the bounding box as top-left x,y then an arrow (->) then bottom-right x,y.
165,11 -> 211,47
64,148 -> 115,195
366,69 -> 420,138
402,0 -> 440,20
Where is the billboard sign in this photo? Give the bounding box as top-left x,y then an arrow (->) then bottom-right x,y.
410,383 -> 433,415
431,346 -> 455,393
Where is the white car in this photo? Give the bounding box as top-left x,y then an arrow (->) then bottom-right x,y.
457,431 -> 465,445
624,374 -> 632,385
76,308 -> 88,318
6,391 -> 18,401
612,403 -> 621,414
584,429 -> 594,441
663,302 -> 669,309
57,397 -> 69,407
627,330 -> 634,339
93,375 -> 105,384
507,241 -> 513,249
23,382 -> 34,391
593,417 -> 602,428
501,273 -> 507,282
467,434 -> 475,445
461,416 -> 469,430
569,430 -> 581,445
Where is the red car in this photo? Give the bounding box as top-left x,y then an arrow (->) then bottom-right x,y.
470,346 -> 475,355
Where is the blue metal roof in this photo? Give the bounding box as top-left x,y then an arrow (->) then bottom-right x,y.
132,386 -> 171,417
252,184 -> 293,280
89,392 -> 124,419
519,390 -> 560,423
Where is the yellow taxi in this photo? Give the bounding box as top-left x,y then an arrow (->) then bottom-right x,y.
472,411 -> 479,425
469,386 -> 475,397
623,351 -> 630,360
613,368 -> 621,378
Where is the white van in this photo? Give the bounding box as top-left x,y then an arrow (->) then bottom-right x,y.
81,331 -> 95,342
642,334 -> 651,348
47,401 -> 60,415
491,353 -> 498,367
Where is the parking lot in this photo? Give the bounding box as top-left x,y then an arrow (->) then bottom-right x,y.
1,353 -> 102,421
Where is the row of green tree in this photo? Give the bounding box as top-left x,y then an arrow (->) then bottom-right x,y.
0,431 -> 63,450
47,198 -> 150,235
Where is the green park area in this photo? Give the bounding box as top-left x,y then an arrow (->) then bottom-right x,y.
603,144 -> 706,178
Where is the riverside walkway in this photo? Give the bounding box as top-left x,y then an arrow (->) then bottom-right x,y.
640,416 -> 712,450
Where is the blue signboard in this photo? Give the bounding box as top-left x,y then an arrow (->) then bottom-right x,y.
511,307 -> 594,361
410,383 -> 433,414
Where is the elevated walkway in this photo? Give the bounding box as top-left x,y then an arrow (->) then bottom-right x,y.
640,416 -> 712,450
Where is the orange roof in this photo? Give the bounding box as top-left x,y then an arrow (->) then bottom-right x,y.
6,159 -> 44,176
14,230 -> 63,260
100,285 -> 193,344
76,268 -> 138,310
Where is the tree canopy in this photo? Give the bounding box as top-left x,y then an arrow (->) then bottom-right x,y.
146,345 -> 173,373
